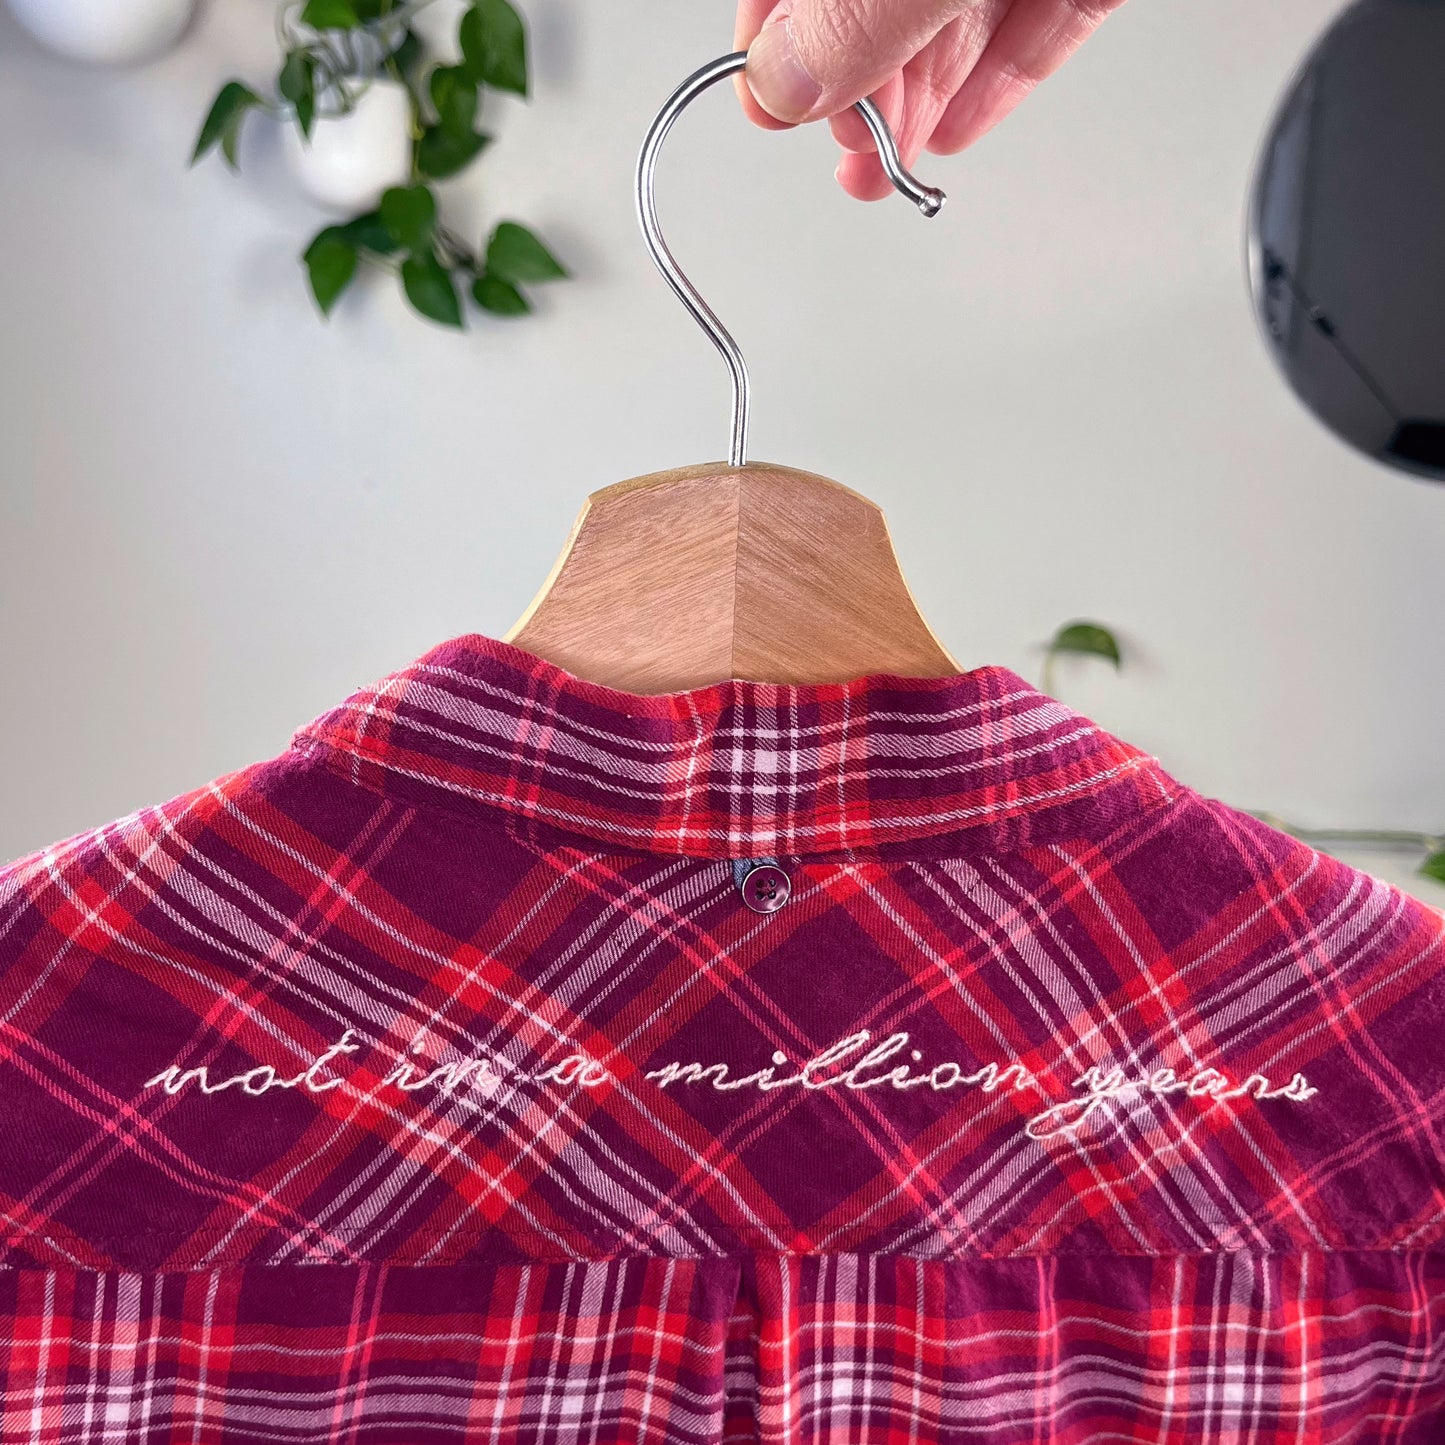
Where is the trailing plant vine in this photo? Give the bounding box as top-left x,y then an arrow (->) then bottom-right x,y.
192,0 -> 567,327
1043,620 -> 1445,886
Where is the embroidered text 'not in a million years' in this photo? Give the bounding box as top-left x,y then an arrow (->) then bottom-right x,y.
140,1026 -> 1319,1144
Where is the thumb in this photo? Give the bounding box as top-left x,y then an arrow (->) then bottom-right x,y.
745,0 -> 973,124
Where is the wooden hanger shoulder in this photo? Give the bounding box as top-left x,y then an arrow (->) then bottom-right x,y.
504,461 -> 959,693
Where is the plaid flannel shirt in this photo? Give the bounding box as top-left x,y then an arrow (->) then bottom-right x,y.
0,630 -> 1442,1444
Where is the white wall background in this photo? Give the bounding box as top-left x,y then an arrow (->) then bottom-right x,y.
2,0 -> 1442,902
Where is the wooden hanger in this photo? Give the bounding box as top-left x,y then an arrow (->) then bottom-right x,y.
505,53 -> 961,694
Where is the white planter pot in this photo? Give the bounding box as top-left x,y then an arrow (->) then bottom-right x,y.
282,79 -> 415,215
6,0 -> 196,64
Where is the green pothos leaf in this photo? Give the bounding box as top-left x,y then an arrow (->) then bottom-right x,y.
1421,851 -> 1445,885
380,184 -> 437,252
300,0 -> 360,29
192,82 -> 263,169
430,65 -> 479,136
337,210 -> 401,256
484,220 -> 566,283
459,0 -> 527,96
401,251 -> 464,327
1048,621 -> 1122,669
302,227 -> 360,315
473,273 -> 530,315
278,51 -> 318,138
415,125 -> 490,179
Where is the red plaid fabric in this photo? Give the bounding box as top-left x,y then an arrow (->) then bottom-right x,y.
0,630 -> 1442,1443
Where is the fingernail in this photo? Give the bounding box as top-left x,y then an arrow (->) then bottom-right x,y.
747,16 -> 823,123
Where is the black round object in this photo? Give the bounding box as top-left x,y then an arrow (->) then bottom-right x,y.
1248,0 -> 1445,481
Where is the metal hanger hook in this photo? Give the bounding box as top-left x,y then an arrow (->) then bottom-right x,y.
635,51 -> 946,469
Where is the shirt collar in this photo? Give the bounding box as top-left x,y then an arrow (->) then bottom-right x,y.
289,632 -> 1179,861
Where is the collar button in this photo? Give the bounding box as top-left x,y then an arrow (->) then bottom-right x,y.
738,861 -> 791,914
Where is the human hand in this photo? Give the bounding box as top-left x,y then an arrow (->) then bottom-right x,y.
733,0 -> 1126,200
